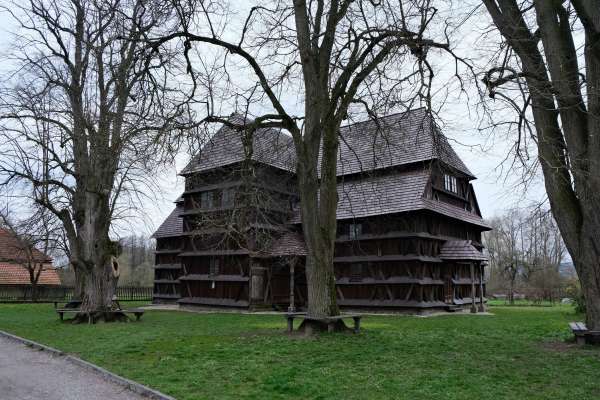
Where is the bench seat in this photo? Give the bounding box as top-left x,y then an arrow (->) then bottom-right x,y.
569,322 -> 600,345
285,312 -> 362,333
56,308 -> 144,323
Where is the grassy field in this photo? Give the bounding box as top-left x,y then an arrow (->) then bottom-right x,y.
0,304 -> 599,400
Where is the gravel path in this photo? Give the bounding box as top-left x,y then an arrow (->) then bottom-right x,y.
0,335 -> 146,400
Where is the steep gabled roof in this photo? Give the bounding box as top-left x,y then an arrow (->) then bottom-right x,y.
181,114 -> 296,175
336,171 -> 431,220
0,228 -> 51,263
335,108 -> 473,177
181,109 -> 473,178
290,170 -> 489,228
152,204 -> 184,239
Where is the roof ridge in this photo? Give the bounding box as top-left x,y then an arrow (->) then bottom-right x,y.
339,107 -> 428,130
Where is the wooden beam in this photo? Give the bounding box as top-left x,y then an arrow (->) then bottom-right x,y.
470,262 -> 477,313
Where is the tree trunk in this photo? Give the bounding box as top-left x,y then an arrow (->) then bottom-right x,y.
31,282 -> 38,303
73,266 -> 86,300
296,118 -> 342,328
573,228 -> 600,330
71,192 -> 122,323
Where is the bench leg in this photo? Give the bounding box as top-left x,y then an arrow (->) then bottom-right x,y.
135,313 -> 141,321
287,317 -> 294,333
327,322 -> 335,333
576,335 -> 587,345
353,317 -> 361,334
59,312 -> 64,322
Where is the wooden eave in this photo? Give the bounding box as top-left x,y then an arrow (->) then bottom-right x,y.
153,264 -> 182,270
338,299 -> 447,308
154,279 -> 180,284
452,278 -> 485,285
333,255 -> 442,263
179,249 -> 250,257
177,297 -> 249,308
183,180 -> 243,194
336,231 -> 446,243
179,274 -> 249,282
336,277 -> 444,285
154,249 -> 182,255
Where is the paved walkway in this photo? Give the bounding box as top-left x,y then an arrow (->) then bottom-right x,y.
0,336 -> 146,400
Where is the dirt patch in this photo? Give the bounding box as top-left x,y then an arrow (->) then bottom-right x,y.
541,340 -> 600,357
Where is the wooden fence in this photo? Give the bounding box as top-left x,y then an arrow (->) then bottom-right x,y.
0,285 -> 153,303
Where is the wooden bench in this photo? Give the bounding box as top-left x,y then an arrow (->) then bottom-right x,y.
285,312 -> 362,333
54,300 -> 82,310
56,308 -> 144,323
569,322 -> 600,345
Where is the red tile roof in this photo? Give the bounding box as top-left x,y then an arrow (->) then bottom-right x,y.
0,228 -> 51,263
0,262 -> 61,285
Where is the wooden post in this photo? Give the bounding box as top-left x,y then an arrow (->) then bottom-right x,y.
478,263 -> 486,312
288,257 -> 296,313
470,262 -> 477,313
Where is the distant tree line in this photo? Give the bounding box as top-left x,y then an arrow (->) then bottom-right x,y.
484,206 -> 576,304
59,235 -> 155,288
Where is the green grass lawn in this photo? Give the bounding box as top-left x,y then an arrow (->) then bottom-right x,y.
0,304 -> 598,400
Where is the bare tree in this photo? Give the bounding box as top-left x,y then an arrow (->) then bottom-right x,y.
0,0 -> 192,321
484,206 -> 567,304
479,0 -> 600,329
0,206 -> 60,302
485,210 -> 523,304
152,0 -> 468,326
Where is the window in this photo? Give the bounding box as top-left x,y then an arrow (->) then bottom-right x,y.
201,191 -> 214,209
222,188 -> 235,208
349,223 -> 362,239
444,174 -> 457,193
209,258 -> 220,276
350,264 -> 363,282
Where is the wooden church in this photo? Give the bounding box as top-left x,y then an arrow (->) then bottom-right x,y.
152,108 -> 490,313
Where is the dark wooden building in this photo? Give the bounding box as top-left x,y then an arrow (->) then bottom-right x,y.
152,108 -> 490,312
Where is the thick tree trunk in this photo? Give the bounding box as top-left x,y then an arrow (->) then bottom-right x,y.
71,192 -> 122,323
572,228 -> 600,330
73,266 -> 86,300
296,117 -> 343,328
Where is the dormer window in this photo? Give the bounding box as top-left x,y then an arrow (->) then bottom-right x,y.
444,174 -> 457,194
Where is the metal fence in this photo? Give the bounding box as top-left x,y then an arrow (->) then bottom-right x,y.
0,285 -> 153,303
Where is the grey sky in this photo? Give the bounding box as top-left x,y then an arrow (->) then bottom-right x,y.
0,2 -> 547,238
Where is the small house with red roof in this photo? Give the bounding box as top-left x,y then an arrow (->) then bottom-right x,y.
0,228 -> 60,286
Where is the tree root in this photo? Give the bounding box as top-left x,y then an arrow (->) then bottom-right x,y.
297,318 -> 350,335
71,311 -> 130,324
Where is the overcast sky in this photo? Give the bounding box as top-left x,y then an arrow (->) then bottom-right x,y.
0,2 -> 548,238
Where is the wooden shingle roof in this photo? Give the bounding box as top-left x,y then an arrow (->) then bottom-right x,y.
290,170 -> 490,228
152,204 -> 184,239
181,114 -> 296,175
181,109 -> 473,178
335,108 -> 473,177
336,171 -> 431,220
269,232 -> 307,257
439,240 -> 488,261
